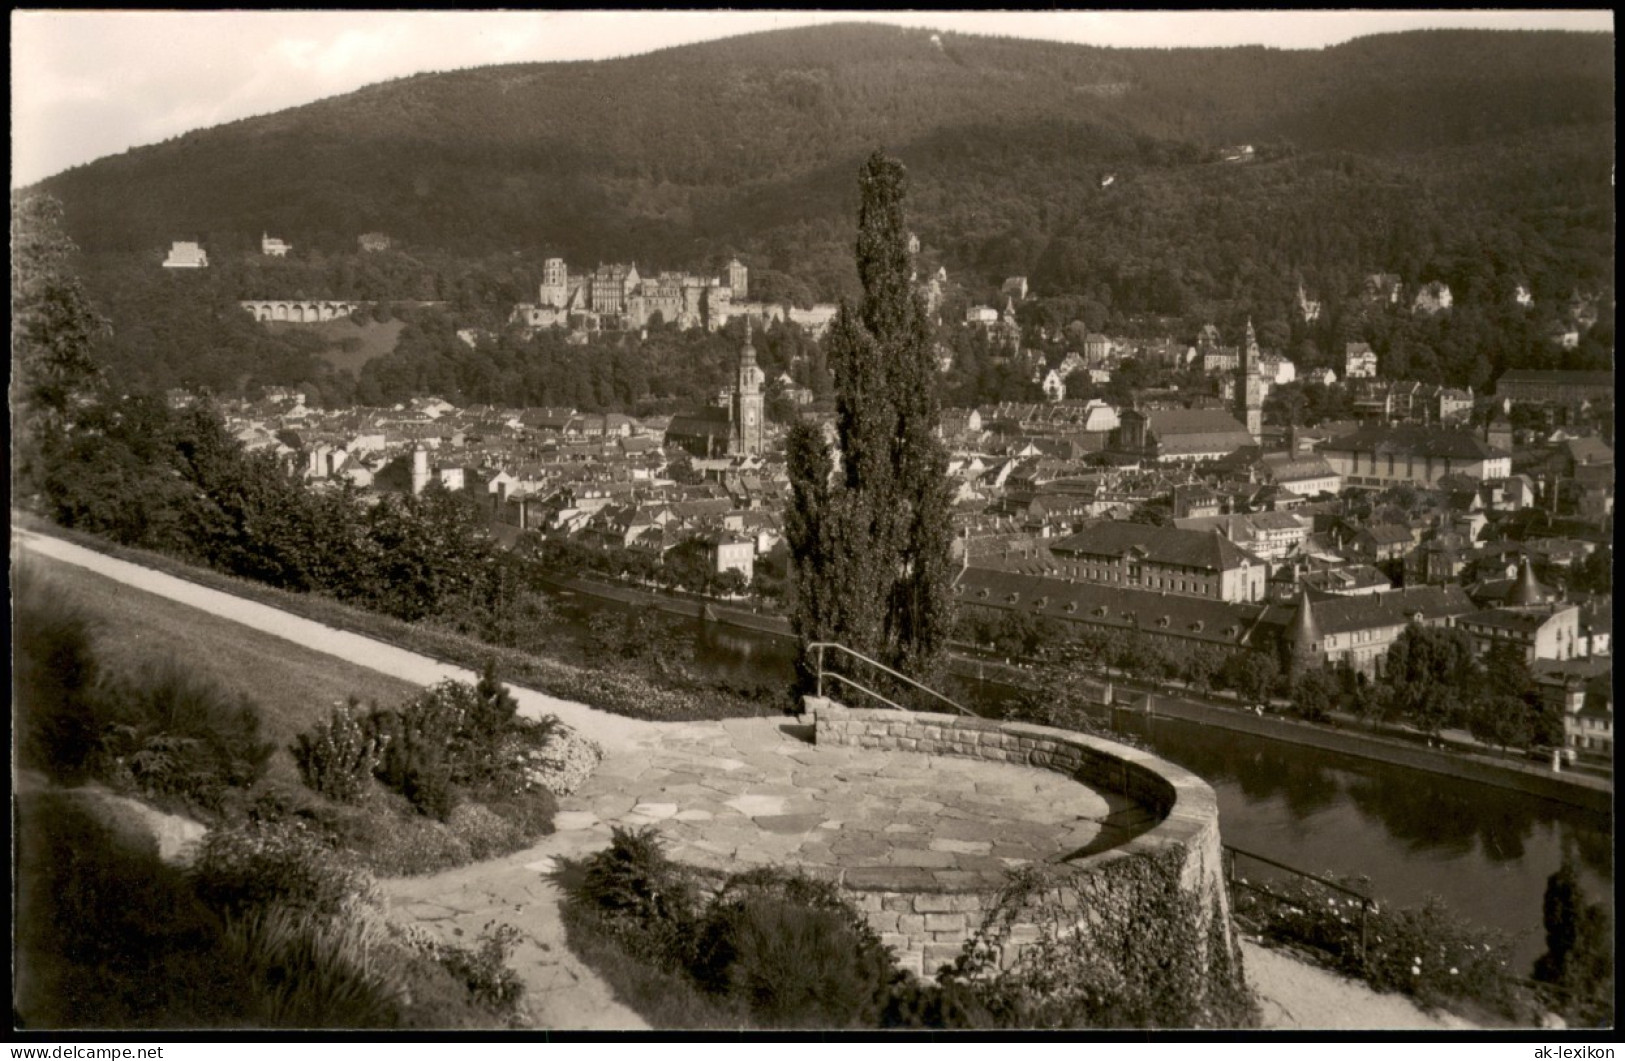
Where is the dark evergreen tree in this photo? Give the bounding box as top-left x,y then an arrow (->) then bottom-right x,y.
11,195 -> 108,501
785,153 -> 955,690
1534,852 -> 1615,1026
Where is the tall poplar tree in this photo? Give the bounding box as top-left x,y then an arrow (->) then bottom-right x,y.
785,152 -> 954,690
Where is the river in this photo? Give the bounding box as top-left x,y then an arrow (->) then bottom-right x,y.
553,590 -> 1614,971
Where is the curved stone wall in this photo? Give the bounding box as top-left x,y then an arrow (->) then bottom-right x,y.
803,698 -> 1231,980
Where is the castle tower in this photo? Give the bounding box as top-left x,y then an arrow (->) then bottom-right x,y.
731,319 -> 765,457
411,447 -> 431,496
726,257 -> 748,301
540,258 -> 569,309
1285,589 -> 1322,676
1237,317 -> 1263,443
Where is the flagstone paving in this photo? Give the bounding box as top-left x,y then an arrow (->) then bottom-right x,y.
549,716 -> 1147,883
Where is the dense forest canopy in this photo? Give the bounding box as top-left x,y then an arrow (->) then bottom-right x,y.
23,24 -> 1615,405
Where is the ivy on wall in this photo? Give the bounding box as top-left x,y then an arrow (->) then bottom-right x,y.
940,853 -> 1258,1029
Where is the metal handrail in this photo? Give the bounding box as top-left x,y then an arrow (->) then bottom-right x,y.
819,671 -> 909,714
807,641 -> 979,717
1224,844 -> 1374,904
1225,844 -> 1377,972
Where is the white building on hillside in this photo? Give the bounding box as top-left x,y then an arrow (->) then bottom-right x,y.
163,241 -> 208,268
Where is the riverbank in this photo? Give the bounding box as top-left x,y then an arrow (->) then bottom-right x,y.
541,571 -> 1612,813
538,572 -> 792,637
1127,692 -> 1611,815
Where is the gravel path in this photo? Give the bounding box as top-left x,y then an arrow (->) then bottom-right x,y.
1243,941 -> 1476,1030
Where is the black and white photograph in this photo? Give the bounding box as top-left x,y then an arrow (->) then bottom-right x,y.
10,9 -> 1615,1039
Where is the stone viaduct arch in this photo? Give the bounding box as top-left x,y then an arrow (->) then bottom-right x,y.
239,300 -> 363,323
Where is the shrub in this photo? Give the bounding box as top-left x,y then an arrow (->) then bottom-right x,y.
373,678 -> 534,798
691,868 -> 890,992
222,905 -> 401,1028
1533,857 -> 1615,1027
881,977 -> 997,1030
192,818 -> 378,918
1363,895 -> 1522,1015
563,826 -> 700,967
13,565 -> 103,783
1233,869 -> 1528,1019
511,723 -> 600,797
472,659 -> 520,743
400,745 -> 461,822
444,803 -> 515,861
564,849 -> 908,1029
292,700 -> 388,803
95,657 -> 274,813
453,789 -> 557,859
14,789 -> 246,1028
438,922 -> 526,1015
702,894 -> 894,1028
389,921 -> 527,1021
326,805 -> 473,877
556,901 -> 749,1029
940,858 -> 1257,1029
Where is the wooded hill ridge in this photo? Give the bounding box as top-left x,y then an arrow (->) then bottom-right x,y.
34,25 -> 1612,285
33,25 -> 1612,301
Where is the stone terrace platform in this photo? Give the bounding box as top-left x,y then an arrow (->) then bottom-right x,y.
554,716 -> 1157,891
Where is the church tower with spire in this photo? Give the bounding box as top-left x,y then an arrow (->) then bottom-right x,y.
731,318 -> 765,457
1237,317 -> 1263,443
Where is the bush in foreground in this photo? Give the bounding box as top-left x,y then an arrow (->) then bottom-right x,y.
562,829 -> 1258,1030
1233,868 -> 1535,1020
15,789 -> 530,1029
292,700 -> 387,803
15,566 -> 275,817
13,564 -> 103,784
14,790 -> 248,1028
561,829 -> 901,1028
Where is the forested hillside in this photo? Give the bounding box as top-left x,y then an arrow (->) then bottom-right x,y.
23,23 -> 1615,403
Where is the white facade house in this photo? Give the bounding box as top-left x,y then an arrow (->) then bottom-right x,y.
1259,355 -> 1296,386
163,241 -> 208,268
1345,343 -> 1378,379
1080,400 -> 1120,434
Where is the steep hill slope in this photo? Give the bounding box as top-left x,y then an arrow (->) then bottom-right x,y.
36,26 -> 1608,238
29,22 -> 1614,352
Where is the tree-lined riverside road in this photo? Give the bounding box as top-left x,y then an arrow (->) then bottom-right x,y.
15,527 -> 1474,1030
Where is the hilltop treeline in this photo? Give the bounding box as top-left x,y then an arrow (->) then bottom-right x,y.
37,27 -> 1611,291
22,25 -> 1614,405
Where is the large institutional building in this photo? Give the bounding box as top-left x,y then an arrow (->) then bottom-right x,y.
1320,424 -> 1511,487
1049,521 -> 1269,603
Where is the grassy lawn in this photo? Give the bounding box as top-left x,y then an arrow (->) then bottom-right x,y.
24,554 -> 423,789
13,513 -> 776,723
